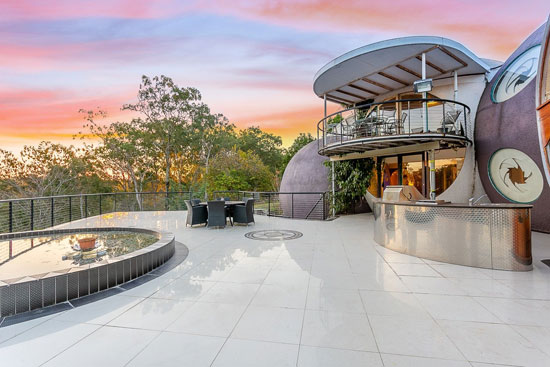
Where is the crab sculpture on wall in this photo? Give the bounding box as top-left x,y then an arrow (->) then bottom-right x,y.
489,148 -> 544,203
500,158 -> 533,192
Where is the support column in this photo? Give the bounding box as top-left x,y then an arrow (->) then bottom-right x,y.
453,71 -> 458,101
422,53 -> 428,132
331,160 -> 336,217
397,155 -> 403,185
325,94 -> 335,217
323,94 -> 327,147
429,149 -> 436,200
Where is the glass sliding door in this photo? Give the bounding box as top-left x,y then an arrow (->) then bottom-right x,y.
402,154 -> 425,196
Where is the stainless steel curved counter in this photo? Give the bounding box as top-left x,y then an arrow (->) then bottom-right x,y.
373,200 -> 533,271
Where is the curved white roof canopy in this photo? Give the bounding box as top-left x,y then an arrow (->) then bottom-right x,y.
314,36 -> 491,105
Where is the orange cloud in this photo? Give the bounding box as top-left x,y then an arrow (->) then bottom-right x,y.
0,87 -> 135,135
232,103 -> 341,146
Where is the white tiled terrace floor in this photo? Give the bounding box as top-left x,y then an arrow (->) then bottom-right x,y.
2,211 -> 550,366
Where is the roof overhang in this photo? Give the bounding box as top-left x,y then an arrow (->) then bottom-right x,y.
314,36 -> 491,105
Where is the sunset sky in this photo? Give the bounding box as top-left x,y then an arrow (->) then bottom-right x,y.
1,0 -> 549,152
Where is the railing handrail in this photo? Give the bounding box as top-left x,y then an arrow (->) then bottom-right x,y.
0,191 -> 193,204
317,97 -> 471,133
213,190 -> 329,195
0,190 -> 332,235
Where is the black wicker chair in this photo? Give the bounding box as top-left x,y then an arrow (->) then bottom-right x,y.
185,200 -> 207,227
207,200 -> 228,228
233,198 -> 255,226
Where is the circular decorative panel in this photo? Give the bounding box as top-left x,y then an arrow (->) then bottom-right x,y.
245,230 -> 303,241
488,148 -> 544,203
492,45 -> 541,103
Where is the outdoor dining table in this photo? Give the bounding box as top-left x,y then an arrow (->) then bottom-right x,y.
199,201 -> 245,226
198,201 -> 245,206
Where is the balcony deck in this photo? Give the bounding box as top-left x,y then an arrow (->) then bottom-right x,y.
1,211 -> 550,366
318,98 -> 472,158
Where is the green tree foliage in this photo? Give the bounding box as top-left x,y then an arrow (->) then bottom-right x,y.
326,158 -> 375,214
81,109 -> 158,195
281,132 -> 315,174
206,148 -> 274,193
0,75 -> 295,201
236,126 -> 284,173
122,75 -> 204,193
0,142 -> 109,199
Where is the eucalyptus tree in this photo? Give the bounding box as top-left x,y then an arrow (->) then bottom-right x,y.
123,75 -> 202,193
206,148 -> 274,193
81,109 -> 156,209
236,126 -> 284,173
0,142 -> 99,199
189,105 -> 237,198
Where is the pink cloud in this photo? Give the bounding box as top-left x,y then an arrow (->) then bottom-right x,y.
198,0 -> 550,60
0,0 -> 195,20
0,37 -> 165,72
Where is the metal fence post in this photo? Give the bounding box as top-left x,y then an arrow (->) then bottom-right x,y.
114,194 -> 117,212
462,107 -> 468,138
30,199 -> 34,230
51,197 -> 54,227
8,201 -> 13,233
268,193 -> 271,216
69,196 -> 72,222
84,195 -> 88,218
99,194 -> 102,215
442,102 -> 446,136
322,193 -> 326,220
291,193 -> 294,219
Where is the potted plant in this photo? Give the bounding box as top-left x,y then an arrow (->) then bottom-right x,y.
77,237 -> 97,251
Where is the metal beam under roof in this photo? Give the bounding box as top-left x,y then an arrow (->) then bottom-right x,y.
314,36 -> 491,103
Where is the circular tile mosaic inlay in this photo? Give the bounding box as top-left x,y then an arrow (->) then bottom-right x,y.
244,229 -> 303,241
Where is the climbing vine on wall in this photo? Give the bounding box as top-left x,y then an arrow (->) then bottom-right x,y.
325,158 -> 375,214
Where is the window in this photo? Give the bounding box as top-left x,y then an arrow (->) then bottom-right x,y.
492,45 -> 541,103
542,43 -> 550,104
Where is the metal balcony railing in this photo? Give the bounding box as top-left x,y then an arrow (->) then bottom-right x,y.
0,190 -> 331,234
212,191 -> 330,221
317,98 -> 471,155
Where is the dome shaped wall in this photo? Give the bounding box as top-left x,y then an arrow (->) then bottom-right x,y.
280,140 -> 329,218
475,23 -> 550,232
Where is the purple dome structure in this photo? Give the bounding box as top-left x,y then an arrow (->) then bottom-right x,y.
475,23 -> 550,232
280,140 -> 329,219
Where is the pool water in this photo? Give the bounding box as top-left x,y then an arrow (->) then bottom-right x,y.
0,231 -> 158,281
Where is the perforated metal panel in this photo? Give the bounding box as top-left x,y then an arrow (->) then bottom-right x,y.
89,268 -> 99,294
99,266 -> 108,291
123,259 -> 131,283
116,262 -> 123,285
136,256 -> 144,277
107,263 -> 117,288
67,273 -> 79,300
15,283 -> 30,314
55,276 -> 67,303
374,201 -> 532,271
42,277 -> 55,307
0,227 -> 176,317
131,257 -> 138,279
29,281 -> 42,310
1,285 -> 16,316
